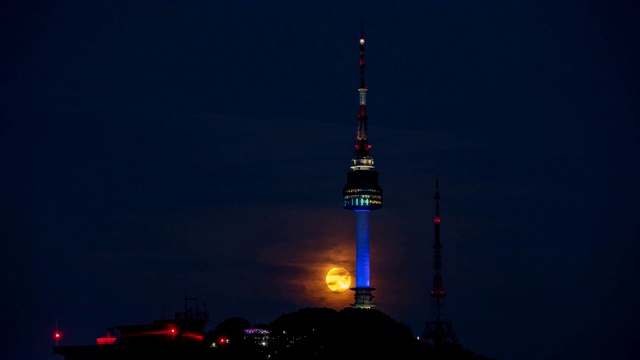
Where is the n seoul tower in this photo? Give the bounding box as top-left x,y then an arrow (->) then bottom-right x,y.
342,25 -> 383,309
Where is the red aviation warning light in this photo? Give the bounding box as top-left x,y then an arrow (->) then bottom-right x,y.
54,320 -> 63,346
169,326 -> 177,341
54,330 -> 62,346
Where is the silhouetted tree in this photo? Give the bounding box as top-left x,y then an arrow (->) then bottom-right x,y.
201,308 -> 497,360
204,316 -> 250,348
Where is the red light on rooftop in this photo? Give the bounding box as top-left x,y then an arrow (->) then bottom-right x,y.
169,327 -> 177,337
96,337 -> 116,345
434,217 -> 441,223
183,332 -> 204,341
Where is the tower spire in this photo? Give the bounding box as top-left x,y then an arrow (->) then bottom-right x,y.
355,22 -> 370,159
343,26 -> 383,309
422,174 -> 458,346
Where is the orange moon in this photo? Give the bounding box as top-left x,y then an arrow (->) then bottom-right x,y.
326,267 -> 351,292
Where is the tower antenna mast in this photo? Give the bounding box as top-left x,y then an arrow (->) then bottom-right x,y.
422,174 -> 458,345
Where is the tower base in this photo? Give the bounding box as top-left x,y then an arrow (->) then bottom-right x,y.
422,320 -> 458,346
350,287 -> 376,309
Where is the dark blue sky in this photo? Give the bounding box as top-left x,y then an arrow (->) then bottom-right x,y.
2,1 -> 639,359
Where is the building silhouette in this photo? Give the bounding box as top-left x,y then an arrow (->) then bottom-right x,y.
53,297 -> 209,360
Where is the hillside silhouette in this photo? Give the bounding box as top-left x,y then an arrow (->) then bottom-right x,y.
205,307 -> 496,360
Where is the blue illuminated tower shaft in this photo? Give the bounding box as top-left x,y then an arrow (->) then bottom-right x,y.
342,27 -> 382,309
355,210 -> 371,288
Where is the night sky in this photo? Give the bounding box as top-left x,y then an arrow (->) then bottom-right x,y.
2,1 -> 639,360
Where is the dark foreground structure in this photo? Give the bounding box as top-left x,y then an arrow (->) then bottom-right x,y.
53,298 -> 209,360
54,307 -> 494,360
53,343 -> 210,360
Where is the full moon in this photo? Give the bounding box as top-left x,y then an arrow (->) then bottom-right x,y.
326,267 -> 351,292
